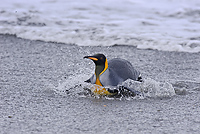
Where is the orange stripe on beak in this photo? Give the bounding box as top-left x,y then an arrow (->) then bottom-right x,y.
88,57 -> 98,61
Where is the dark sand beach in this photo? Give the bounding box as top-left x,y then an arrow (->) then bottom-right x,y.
0,34 -> 200,134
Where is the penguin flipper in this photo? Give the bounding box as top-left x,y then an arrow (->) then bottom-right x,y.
107,88 -> 118,94
84,79 -> 91,83
137,74 -> 143,82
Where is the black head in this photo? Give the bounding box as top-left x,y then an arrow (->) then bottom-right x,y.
84,54 -> 107,76
84,54 -> 106,66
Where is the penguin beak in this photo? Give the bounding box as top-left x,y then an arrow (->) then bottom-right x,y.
84,56 -> 98,61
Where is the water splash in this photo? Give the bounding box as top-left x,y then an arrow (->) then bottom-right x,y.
172,80 -> 200,95
139,78 -> 175,98
117,78 -> 175,99
54,74 -> 176,100
55,74 -> 92,98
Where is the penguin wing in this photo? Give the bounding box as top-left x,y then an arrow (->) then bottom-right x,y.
108,58 -> 141,81
99,69 -> 123,86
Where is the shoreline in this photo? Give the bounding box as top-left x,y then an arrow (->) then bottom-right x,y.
2,33 -> 200,54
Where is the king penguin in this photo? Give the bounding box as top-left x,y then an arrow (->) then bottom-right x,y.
84,54 -> 142,96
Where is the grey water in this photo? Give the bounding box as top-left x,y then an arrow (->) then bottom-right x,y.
0,34 -> 200,134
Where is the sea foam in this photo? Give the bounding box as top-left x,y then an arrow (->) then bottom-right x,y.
1,0 -> 200,52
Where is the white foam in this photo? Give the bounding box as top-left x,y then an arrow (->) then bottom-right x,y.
1,0 -> 200,52
142,78 -> 176,98
122,78 -> 176,98
56,74 -> 88,91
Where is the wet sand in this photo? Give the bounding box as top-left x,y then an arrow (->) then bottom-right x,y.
0,34 -> 200,134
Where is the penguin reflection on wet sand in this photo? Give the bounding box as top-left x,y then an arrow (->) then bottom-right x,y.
84,54 -> 142,96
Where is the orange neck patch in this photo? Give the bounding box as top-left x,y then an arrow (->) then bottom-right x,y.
91,58 -> 114,95
95,77 -> 102,86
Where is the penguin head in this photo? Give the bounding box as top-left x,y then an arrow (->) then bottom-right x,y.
84,54 -> 106,66
84,54 -> 108,76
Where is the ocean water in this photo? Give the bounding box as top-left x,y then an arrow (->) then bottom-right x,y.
1,0 -> 200,53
